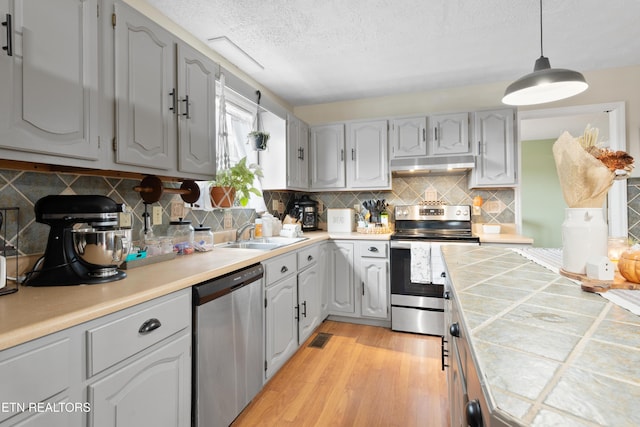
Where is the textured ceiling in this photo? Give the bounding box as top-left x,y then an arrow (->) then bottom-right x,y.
147,0 -> 640,106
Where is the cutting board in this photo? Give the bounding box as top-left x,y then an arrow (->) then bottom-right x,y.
560,268 -> 640,293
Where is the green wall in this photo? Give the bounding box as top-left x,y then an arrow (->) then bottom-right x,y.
521,139 -> 567,248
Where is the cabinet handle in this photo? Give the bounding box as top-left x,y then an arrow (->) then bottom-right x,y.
182,95 -> 190,119
351,148 -> 355,161
302,300 -> 307,317
301,147 -> 304,160
2,14 -> 12,56
138,318 -> 162,334
307,255 -> 313,262
368,246 -> 378,252
449,323 -> 460,338
169,89 -> 177,114
466,399 -> 483,427
434,127 -> 438,141
362,282 -> 365,296
441,336 -> 449,371
340,149 -> 344,162
478,140 -> 482,155
295,304 -> 299,320
422,128 -> 426,142
280,265 -> 288,274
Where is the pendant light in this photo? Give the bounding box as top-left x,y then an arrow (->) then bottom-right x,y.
502,0 -> 588,106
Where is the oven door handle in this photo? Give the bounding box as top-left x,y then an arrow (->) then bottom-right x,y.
390,241 -> 413,249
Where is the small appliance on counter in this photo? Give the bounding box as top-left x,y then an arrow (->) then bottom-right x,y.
24,195 -> 131,286
296,195 -> 318,231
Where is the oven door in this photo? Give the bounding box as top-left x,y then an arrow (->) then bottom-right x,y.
390,240 -> 443,297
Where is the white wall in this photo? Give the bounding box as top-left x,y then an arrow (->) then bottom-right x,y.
294,65 -> 640,177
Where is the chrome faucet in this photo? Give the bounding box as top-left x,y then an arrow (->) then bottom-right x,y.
236,222 -> 256,241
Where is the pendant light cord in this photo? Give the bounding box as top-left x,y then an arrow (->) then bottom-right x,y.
539,0 -> 544,57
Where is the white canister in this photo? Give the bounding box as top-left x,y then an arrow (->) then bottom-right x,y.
562,208 -> 608,274
262,214 -> 274,237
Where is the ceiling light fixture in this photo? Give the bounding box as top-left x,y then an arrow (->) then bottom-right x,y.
502,0 -> 588,106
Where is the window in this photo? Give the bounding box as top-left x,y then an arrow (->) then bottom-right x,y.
215,82 -> 267,212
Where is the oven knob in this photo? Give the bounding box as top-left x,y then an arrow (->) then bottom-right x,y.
456,209 -> 461,216
443,291 -> 451,300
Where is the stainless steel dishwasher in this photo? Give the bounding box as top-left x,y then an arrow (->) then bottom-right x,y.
192,263 -> 264,427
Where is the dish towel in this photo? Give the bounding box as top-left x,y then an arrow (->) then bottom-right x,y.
191,181 -> 214,211
411,242 -> 431,284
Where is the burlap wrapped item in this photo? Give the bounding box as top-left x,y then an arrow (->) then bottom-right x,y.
552,131 -> 615,208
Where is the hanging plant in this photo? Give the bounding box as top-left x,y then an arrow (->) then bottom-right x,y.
248,90 -> 270,151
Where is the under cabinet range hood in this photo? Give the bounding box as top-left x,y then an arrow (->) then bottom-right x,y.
390,155 -> 475,175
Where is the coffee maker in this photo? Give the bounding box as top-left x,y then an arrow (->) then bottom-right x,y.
25,195 -> 131,286
298,195 -> 318,231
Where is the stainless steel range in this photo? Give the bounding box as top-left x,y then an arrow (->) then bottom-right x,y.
390,203 -> 479,336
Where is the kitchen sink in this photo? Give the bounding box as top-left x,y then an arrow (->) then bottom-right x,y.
217,236 -> 308,251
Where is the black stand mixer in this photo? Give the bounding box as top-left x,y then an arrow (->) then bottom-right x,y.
25,195 -> 130,286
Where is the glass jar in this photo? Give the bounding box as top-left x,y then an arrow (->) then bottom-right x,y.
254,219 -> 263,238
167,219 -> 194,255
194,225 -> 214,251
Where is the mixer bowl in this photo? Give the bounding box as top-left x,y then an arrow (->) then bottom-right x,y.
72,228 -> 131,267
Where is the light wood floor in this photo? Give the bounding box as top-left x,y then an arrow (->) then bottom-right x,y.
233,320 -> 449,427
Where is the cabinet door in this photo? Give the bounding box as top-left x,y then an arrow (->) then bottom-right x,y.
347,120 -> 389,189
429,112 -> 470,156
360,258 -> 389,319
176,42 -> 216,176
0,0 -> 99,160
88,332 -> 191,427
390,116 -> 427,159
286,117 -> 309,189
317,242 -> 330,319
265,275 -> 298,379
327,242 -> 355,315
469,109 -> 516,187
114,2 -> 175,170
298,264 -> 320,344
309,124 -> 345,189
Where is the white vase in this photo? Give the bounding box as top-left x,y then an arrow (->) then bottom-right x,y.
561,208 -> 608,274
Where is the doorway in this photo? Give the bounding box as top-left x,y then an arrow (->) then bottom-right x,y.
517,102 -> 627,247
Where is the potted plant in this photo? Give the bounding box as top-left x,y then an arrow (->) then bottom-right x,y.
248,130 -> 270,151
210,157 -> 263,207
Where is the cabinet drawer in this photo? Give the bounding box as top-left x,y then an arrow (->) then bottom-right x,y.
0,338 -> 70,423
264,252 -> 297,286
360,242 -> 388,258
297,245 -> 319,271
87,291 -> 191,377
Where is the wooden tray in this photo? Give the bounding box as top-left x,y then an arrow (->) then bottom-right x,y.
560,268 -> 640,293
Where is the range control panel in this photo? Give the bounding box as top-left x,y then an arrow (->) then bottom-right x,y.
394,205 -> 471,221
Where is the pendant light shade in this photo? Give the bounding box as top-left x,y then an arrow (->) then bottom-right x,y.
502,0 -> 588,106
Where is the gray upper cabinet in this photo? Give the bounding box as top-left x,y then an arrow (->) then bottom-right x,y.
428,112 -> 471,156
113,2 -> 175,171
286,116 -> 310,190
390,116 -> 428,159
176,42 -> 217,176
0,0 -> 100,164
469,108 -> 516,188
310,120 -> 390,191
309,123 -> 346,189
346,119 -> 390,189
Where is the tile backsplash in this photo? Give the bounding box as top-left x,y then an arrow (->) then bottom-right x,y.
3,167 -> 639,257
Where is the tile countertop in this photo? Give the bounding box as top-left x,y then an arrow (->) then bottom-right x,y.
442,245 -> 640,426
0,231 -> 391,352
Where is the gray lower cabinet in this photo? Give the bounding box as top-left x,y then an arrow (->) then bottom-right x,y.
87,332 -> 191,427
263,244 -> 324,381
327,240 -> 390,321
0,289 -> 191,427
264,252 -> 299,380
